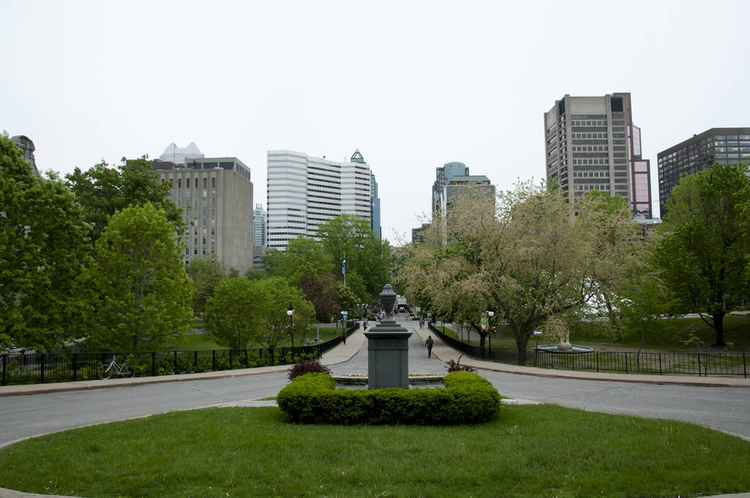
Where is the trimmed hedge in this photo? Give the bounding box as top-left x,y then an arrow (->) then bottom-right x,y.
276,371 -> 500,425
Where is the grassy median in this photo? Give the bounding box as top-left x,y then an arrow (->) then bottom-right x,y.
1,405 -> 749,498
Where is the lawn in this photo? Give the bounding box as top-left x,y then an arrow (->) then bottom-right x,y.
174,326 -> 346,352
435,314 -> 750,352
1,405 -> 749,498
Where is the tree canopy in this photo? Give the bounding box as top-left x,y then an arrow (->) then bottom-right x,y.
65,157 -> 181,242
83,203 -> 192,351
0,134 -> 91,352
652,162 -> 750,346
398,181 -> 640,361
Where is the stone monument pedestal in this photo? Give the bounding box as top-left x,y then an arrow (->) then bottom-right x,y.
365,284 -> 412,389
365,321 -> 412,389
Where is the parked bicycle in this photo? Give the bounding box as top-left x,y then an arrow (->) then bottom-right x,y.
97,355 -> 135,379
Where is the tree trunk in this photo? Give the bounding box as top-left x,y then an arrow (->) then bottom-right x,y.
517,344 -> 527,366
713,312 -> 726,346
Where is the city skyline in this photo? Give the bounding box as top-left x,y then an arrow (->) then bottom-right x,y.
3,0 -> 749,244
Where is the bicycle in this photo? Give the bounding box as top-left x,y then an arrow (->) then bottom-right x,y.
97,355 -> 135,379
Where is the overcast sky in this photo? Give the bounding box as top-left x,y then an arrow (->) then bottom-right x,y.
3,0 -> 749,245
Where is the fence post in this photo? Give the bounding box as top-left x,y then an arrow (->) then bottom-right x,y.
152,352 -> 157,377
212,350 -> 216,372
194,351 -> 198,372
2,355 -> 6,386
229,349 -> 233,369
625,353 -> 628,374
72,353 -> 77,382
659,353 -> 662,376
743,353 -> 746,379
697,354 -> 702,377
174,351 -> 178,374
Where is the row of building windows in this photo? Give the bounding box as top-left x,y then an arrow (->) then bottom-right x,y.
176,177 -> 216,189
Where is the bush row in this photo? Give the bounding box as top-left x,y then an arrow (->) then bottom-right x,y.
276,371 -> 500,425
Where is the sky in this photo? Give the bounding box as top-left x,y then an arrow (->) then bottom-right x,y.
3,0 -> 749,245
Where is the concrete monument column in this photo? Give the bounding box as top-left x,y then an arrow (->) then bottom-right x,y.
365,284 -> 412,389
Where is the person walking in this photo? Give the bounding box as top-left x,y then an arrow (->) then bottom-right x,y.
425,336 -> 434,358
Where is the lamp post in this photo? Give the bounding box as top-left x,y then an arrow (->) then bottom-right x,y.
487,310 -> 495,356
287,303 -> 294,348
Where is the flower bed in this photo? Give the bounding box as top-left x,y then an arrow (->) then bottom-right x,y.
277,371 -> 500,425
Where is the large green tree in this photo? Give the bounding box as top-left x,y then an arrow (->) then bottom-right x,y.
317,214 -> 393,300
204,277 -> 263,349
66,157 -> 181,242
186,257 -> 228,315
84,203 -> 192,351
0,134 -> 90,352
653,163 -> 750,346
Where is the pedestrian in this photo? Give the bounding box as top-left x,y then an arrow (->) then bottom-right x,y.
425,336 -> 434,358
363,321 -> 368,332
419,317 -> 424,329
342,328 -> 347,344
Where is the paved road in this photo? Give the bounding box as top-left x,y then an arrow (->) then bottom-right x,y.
0,374 -> 287,447
2,321 -> 750,451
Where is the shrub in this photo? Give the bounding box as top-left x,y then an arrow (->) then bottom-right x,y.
287,359 -> 331,380
277,371 -> 500,425
445,355 -> 477,373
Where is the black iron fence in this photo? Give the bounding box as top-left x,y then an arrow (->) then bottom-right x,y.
428,324 -> 749,378
1,324 -> 357,386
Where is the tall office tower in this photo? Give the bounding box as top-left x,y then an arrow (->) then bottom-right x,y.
432,162 -> 469,215
267,149 -> 372,251
544,93 -> 652,218
370,171 -> 382,239
152,156 -> 254,274
657,128 -> 750,214
159,142 -> 204,165
253,203 -> 267,247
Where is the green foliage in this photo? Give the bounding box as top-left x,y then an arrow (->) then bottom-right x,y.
0,134 -> 91,352
204,277 -> 263,350
653,162 -> 750,345
83,203 -> 192,351
277,371 -> 500,425
2,406 -> 749,498
65,157 -> 181,242
185,256 -> 227,314
317,214 -> 394,299
204,277 -> 316,350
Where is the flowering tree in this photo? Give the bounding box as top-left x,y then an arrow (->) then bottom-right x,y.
399,181 -> 639,363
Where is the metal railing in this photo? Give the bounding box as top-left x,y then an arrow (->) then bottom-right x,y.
1,324 -> 358,386
428,324 -> 748,378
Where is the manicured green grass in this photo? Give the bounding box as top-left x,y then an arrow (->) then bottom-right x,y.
1,405 -> 749,498
174,327 -> 346,352
437,315 -> 750,352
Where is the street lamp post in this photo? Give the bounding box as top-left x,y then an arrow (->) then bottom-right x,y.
287,303 -> 294,348
487,310 -> 495,356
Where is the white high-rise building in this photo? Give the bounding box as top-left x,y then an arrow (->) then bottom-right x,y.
267,150 -> 372,251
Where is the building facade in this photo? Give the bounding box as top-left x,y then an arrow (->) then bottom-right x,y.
657,128 -> 750,213
253,203 -> 267,247
432,162 -> 469,216
267,149 -> 372,251
544,93 -> 652,218
152,156 -> 254,274
370,171 -> 381,239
